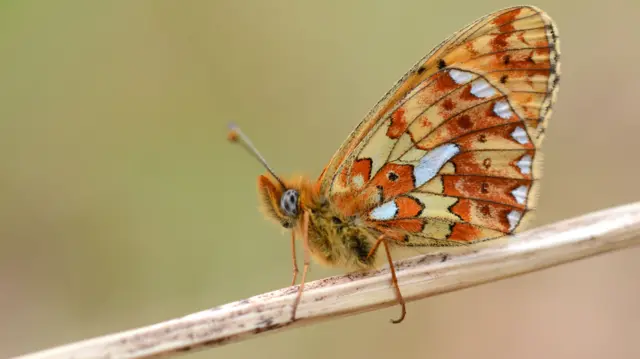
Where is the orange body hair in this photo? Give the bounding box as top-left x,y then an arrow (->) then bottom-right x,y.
258,174 -> 379,269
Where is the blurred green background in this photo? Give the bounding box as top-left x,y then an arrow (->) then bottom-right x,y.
2,1 -> 640,358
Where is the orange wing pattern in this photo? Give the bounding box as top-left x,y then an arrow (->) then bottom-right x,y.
319,6 -> 559,246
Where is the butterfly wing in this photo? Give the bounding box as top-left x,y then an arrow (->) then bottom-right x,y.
319,6 -> 559,245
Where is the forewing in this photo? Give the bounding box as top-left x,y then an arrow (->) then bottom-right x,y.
320,6 -> 559,245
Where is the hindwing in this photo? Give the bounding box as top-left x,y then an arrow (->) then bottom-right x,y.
319,6 -> 559,245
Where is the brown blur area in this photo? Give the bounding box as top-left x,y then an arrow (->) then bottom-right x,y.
2,1 -> 640,358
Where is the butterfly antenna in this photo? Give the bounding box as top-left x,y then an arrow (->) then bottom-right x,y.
227,123 -> 287,188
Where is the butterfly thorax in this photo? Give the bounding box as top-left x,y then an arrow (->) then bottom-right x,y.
303,198 -> 379,270
258,173 -> 378,269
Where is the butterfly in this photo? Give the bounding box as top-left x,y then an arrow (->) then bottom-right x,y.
229,5 -> 560,323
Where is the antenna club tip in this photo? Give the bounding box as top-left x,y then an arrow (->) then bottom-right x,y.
227,122 -> 240,142
227,130 -> 239,142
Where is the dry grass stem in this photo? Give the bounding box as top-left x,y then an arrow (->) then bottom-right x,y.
13,202 -> 640,359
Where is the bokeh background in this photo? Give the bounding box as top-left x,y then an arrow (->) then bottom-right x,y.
2,1 -> 640,358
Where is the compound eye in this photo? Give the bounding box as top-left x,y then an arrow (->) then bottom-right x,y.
280,189 -> 299,217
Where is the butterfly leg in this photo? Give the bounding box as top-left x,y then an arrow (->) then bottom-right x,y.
291,211 -> 311,321
290,231 -> 299,286
366,235 -> 406,323
368,235 -> 406,324
382,238 -> 406,323
366,235 -> 384,260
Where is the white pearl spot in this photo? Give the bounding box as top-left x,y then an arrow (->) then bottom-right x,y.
511,185 -> 528,205
448,69 -> 474,84
511,126 -> 529,145
507,210 -> 522,231
470,79 -> 496,98
493,100 -> 513,119
516,154 -> 532,175
414,143 -> 460,187
370,200 -> 398,220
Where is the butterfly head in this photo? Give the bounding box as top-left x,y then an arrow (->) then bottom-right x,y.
257,174 -> 301,228
228,123 -> 305,229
